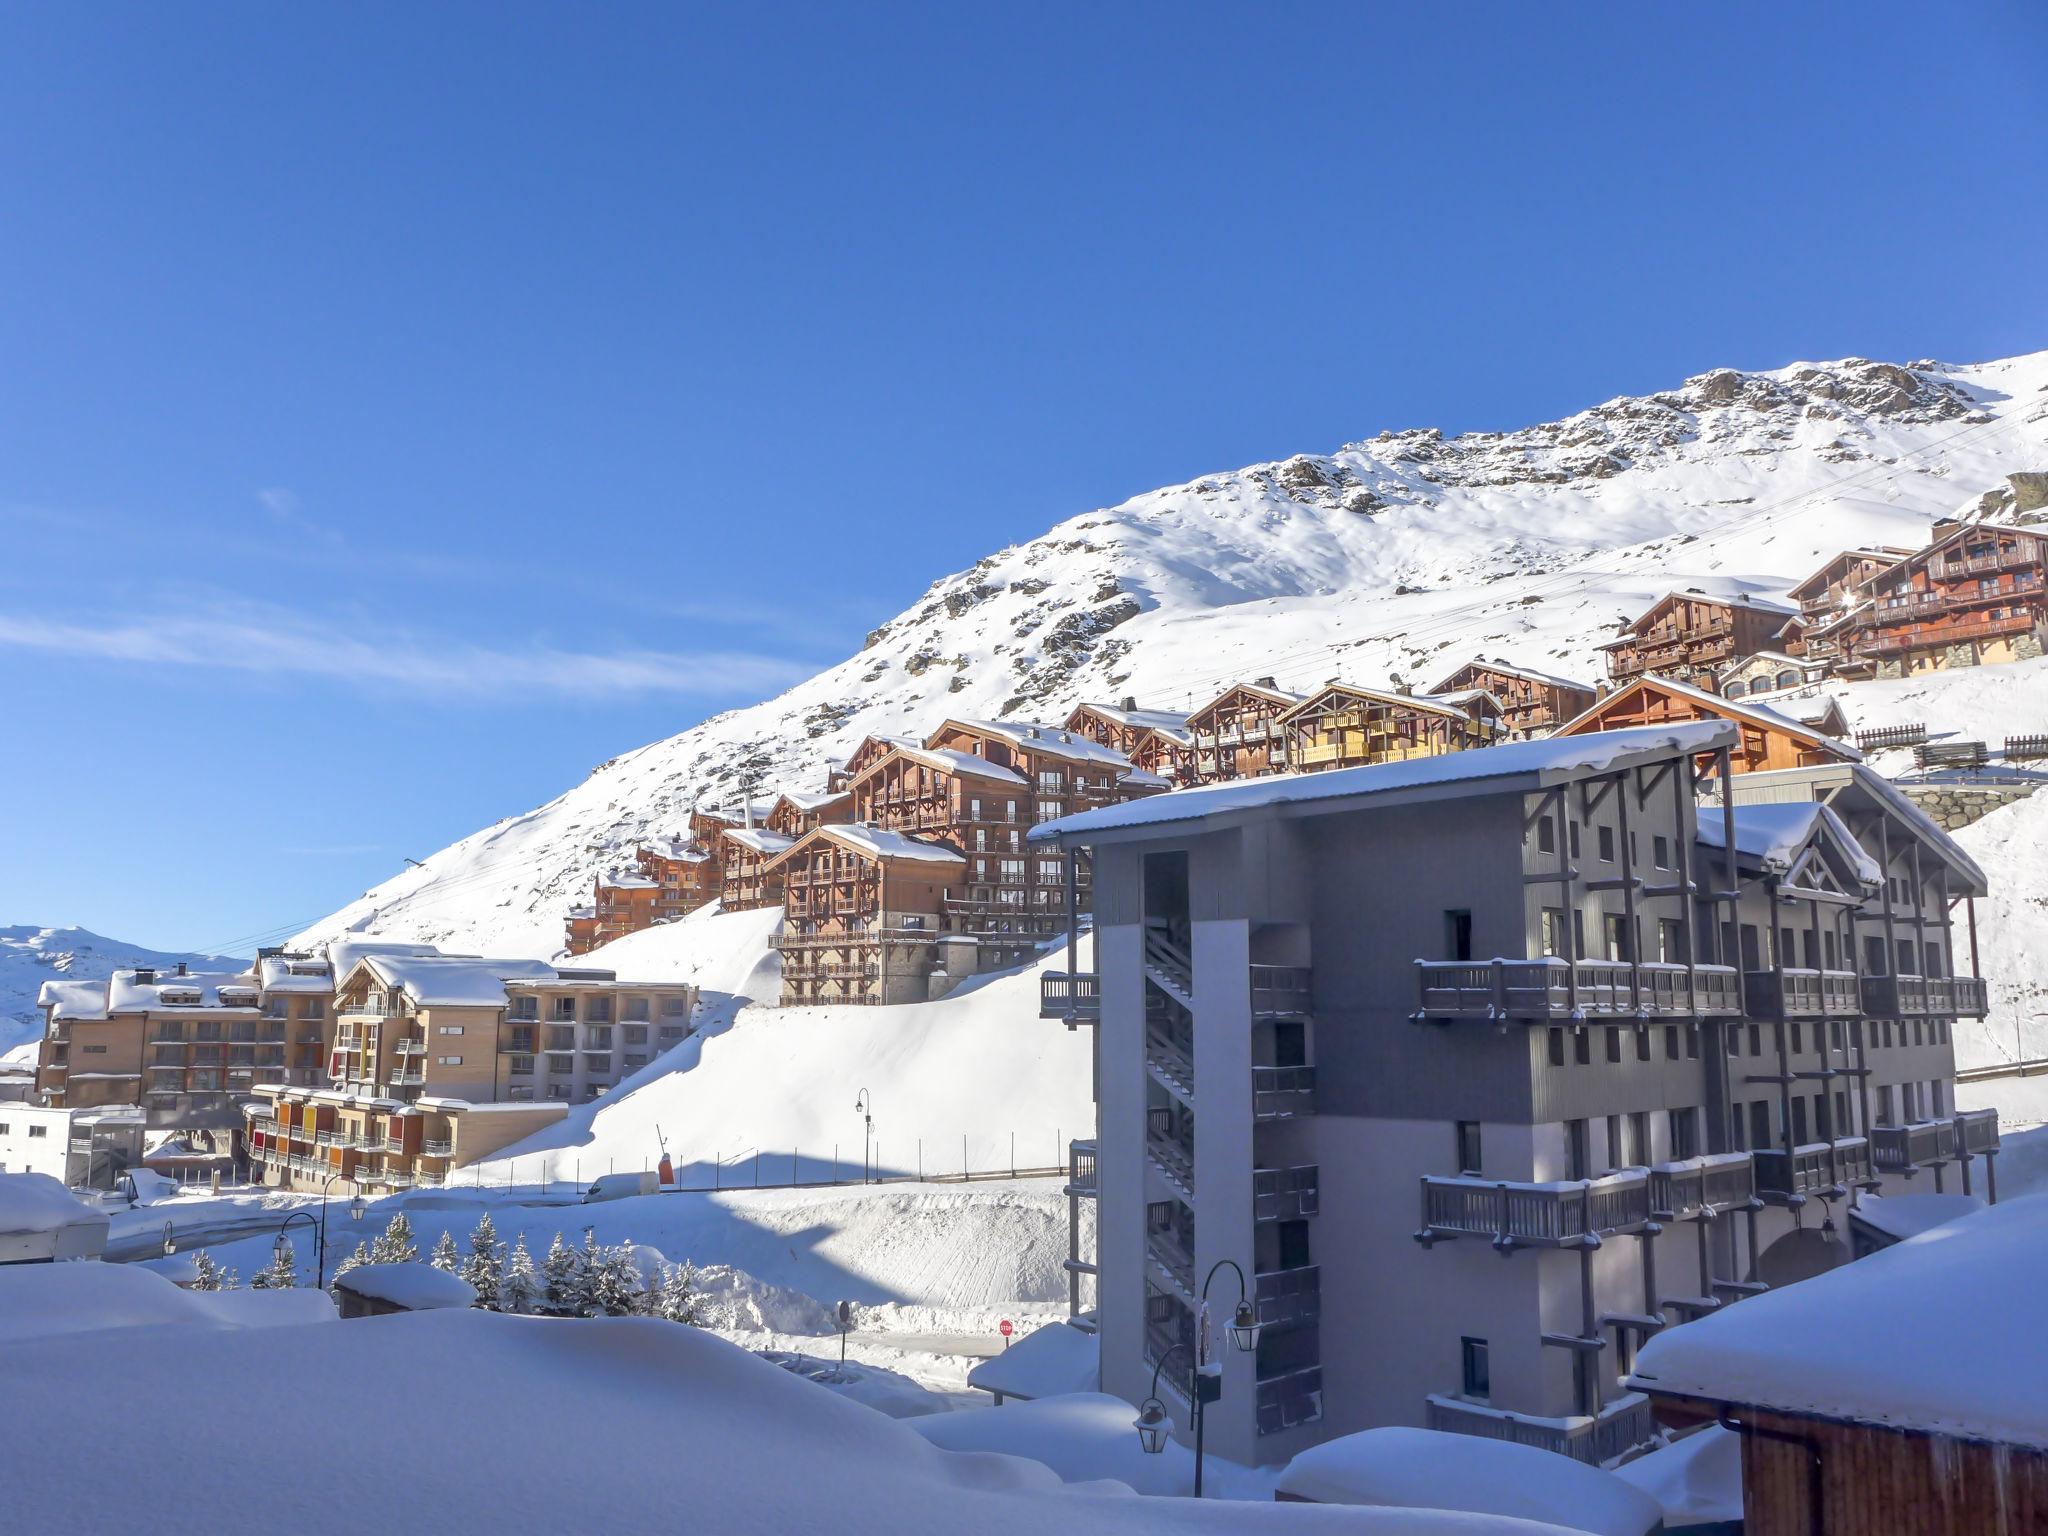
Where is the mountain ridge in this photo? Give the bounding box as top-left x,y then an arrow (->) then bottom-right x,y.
296,349 -> 2048,956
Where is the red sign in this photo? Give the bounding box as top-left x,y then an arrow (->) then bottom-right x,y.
998,1319 -> 1013,1338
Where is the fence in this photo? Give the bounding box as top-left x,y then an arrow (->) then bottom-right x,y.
1856,722 -> 1927,751
2006,734 -> 2048,763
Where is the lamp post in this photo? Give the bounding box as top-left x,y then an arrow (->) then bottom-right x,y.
289,1174 -> 368,1287
854,1088 -> 873,1185
1134,1260 -> 1262,1497
161,1220 -> 176,1257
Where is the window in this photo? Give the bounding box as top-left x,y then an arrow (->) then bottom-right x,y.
438,1025 -> 464,1036
1635,1027 -> 1650,1062
1748,1101 -> 1771,1150
1573,1030 -> 1590,1066
1605,1114 -> 1623,1169
1663,1025 -> 1678,1060
1790,1021 -> 1803,1055
1669,1107 -> 1700,1160
1749,1023 -> 1762,1056
1461,1337 -> 1490,1402
1605,1028 -> 1621,1064
1537,818 -> 1556,854
1541,909 -> 1570,959
1659,919 -> 1686,964
1569,822 -> 1581,858
1603,913 -> 1631,962
507,1055 -> 534,1077
1455,1121 -> 1482,1175
1597,825 -> 1615,862
624,1025 -> 647,1045
27,1124 -> 47,1139
661,994 -> 691,1016
1653,834 -> 1671,869
1629,1112 -> 1649,1166
1547,1028 -> 1565,1067
1724,680 -> 1746,698
1791,1096 -> 1809,1146
552,997 -> 577,1021
435,1055 -> 464,1067
1565,1118 -> 1590,1180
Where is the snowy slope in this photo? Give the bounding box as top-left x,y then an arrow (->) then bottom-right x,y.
0,926 -> 248,1056
296,351 -> 2048,957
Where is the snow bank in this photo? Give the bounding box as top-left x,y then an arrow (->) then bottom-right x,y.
482,952 -> 1092,1188
2,1305 -> 1580,1534
1849,1191 -> 1983,1243
1630,1193 -> 2048,1447
1275,1428 -> 1662,1535
336,1261 -> 477,1311
911,1391 -> 1263,1498
967,1317 -> 1099,1401
0,1259 -> 331,1342
1610,1426 -> 1742,1528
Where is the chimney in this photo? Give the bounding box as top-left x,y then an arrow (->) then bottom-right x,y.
1254,675 -> 1277,690
176,962 -> 188,976
134,968 -> 155,985
1120,695 -> 1138,712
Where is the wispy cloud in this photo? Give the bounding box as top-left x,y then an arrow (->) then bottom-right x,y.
255,486 -> 344,548
0,604 -> 817,701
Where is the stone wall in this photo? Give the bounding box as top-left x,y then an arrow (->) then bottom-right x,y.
1900,780 -> 2041,832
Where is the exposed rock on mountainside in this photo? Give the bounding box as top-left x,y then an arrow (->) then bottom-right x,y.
298,351 -> 2048,957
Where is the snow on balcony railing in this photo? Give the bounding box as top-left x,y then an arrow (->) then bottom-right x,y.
1416,1169 -> 1651,1249
1649,1152 -> 1755,1220
1415,958 -> 1739,1021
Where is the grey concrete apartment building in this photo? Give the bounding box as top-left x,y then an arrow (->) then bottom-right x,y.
1031,719 -> 1998,1469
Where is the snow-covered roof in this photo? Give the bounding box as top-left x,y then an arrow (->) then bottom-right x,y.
324,939 -> 445,987
352,952 -> 561,1008
1849,1191 -> 1983,1244
769,823 -> 965,870
1838,762 -> 1988,893
1555,673 -> 1862,759
1187,679 -> 1308,719
1069,701 -> 1193,738
37,979 -> 109,1021
1275,1427 -> 1662,1535
0,1173 -> 107,1241
1610,1426 -> 1742,1528
1033,722 -> 1740,846
1609,589 -> 1801,641
1695,801 -> 1882,887
640,836 -> 711,864
1280,680 -> 1488,725
720,827 -> 797,857
335,1262 -> 477,1311
775,789 -> 852,813
107,969 -> 261,1014
864,741 -> 1029,787
937,718 -> 1134,771
1430,657 -> 1595,695
964,1318 -> 1099,1401
597,869 -> 659,891
1630,1193 -> 2048,1446
255,954 -> 333,992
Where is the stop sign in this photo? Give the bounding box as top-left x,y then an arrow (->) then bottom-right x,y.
999,1318 -> 1013,1338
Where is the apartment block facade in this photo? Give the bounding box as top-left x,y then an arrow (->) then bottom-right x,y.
1598,592 -> 1798,690
1841,521 -> 2048,677
1184,680 -> 1305,785
1032,721 -> 1996,1470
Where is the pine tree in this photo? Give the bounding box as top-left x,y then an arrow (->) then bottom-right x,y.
370,1211 -> 418,1265
501,1232 -> 539,1315
461,1213 -> 505,1311
254,1243 -> 298,1290
655,1261 -> 700,1325
541,1231 -> 579,1315
590,1239 -> 644,1317
430,1229 -> 461,1272
190,1250 -> 226,1292
331,1239 -> 372,1298
569,1227 -> 607,1317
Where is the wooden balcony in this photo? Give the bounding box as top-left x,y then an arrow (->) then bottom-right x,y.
1039,971 -> 1100,1022
1414,958 -> 1741,1021
1753,1136 -> 1870,1201
1743,968 -> 1861,1019
1955,1106 -> 2001,1156
1859,610 -> 2038,656
1860,973 -> 1989,1018
1649,1152 -> 1756,1220
1426,1392 -> 1656,1468
1064,1139 -> 1097,1198
1253,1164 -> 1319,1222
1415,1169 -> 1652,1250
1870,1119 -> 1955,1175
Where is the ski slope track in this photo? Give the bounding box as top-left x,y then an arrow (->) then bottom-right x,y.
297,351 -> 2048,958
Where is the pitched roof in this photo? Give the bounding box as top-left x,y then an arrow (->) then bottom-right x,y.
1554,674 -> 1860,760
1601,589 -> 1801,645
854,741 -> 1028,788
1066,701 -> 1193,740
1427,657 -> 1597,696
933,718 -> 1134,770
1186,680 -> 1308,720
1695,801 -> 1881,887
1785,546 -> 1912,602
763,821 -> 965,872
1277,681 -> 1487,725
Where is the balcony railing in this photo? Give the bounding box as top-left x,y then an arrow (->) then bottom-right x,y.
1065,1140 -> 1097,1198
1039,971 -> 1101,1022
1955,1106 -> 2001,1156
1255,1366 -> 1324,1437
1252,1064 -> 1316,1119
1753,1137 -> 1870,1200
1415,958 -> 1741,1021
1254,1264 -> 1321,1330
420,1138 -> 455,1157
1249,965 -> 1312,1016
1425,1392 -> 1656,1467
1417,1169 -> 1651,1249
1870,1119 -> 1955,1175
389,1069 -> 425,1087
1860,973 -> 1990,1019
1744,968 -> 1861,1019
1253,1164 -> 1320,1223
1649,1152 -> 1756,1220
1860,611 -> 2039,655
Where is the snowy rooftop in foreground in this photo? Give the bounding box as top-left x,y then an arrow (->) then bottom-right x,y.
1630,1193 -> 2048,1446
336,1261 -> 478,1311
1032,722 -> 1739,844
0,1173 -> 108,1239
1276,1427 -> 1662,1536
2,1302 -> 1577,1535
965,1317 -> 1099,1401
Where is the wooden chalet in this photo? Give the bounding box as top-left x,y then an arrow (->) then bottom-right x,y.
636,834 -> 721,921
1629,1196 -> 2047,1536
1184,678 -> 1305,785
1278,681 -> 1502,774
591,867 -> 659,947
1786,545 -> 1913,623
1598,591 -> 1800,690
1840,521 -> 2048,678
1063,698 -> 1194,785
1555,674 -> 1858,777
563,905 -> 599,955
767,823 -> 965,1007
718,825 -> 797,911
764,788 -> 853,840
1427,658 -> 1596,738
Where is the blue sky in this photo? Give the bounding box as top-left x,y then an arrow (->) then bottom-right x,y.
3,4 -> 2044,953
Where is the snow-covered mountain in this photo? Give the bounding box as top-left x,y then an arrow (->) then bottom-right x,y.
0,926 -> 249,1057
299,351 -> 2048,957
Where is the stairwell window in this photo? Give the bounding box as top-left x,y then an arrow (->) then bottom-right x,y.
1455,1121 -> 1482,1176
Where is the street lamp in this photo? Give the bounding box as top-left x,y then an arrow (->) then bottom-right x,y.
1133,1261 -> 1261,1498
854,1088 -> 873,1185
161,1221 -> 176,1257
290,1174 -> 369,1288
